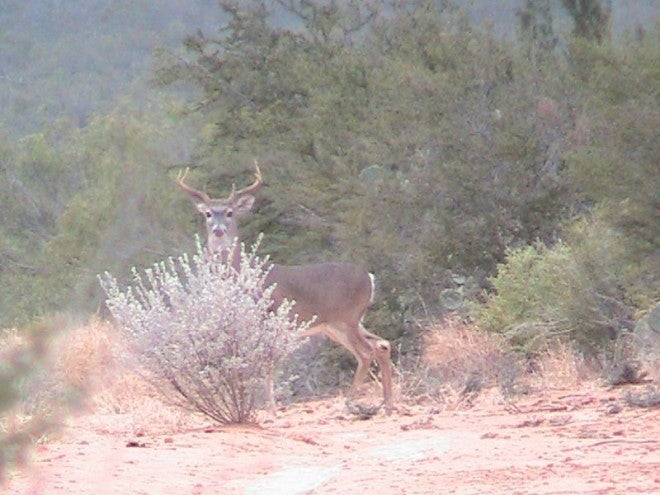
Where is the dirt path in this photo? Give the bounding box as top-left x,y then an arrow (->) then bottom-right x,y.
6,385 -> 659,494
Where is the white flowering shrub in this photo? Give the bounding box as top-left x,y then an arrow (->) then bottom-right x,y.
99,240 -> 307,424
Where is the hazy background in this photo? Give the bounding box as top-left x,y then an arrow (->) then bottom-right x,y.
1,1 -> 656,138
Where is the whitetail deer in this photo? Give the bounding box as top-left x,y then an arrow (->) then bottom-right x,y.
176,164 -> 394,414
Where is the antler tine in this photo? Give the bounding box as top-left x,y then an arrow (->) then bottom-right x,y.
229,160 -> 263,200
176,167 -> 212,204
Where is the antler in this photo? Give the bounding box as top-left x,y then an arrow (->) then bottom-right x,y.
228,160 -> 263,201
176,168 -> 211,204
177,162 -> 262,204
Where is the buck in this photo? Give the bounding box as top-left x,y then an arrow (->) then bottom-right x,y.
176,164 -> 394,414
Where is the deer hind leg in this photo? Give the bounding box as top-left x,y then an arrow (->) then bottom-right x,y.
372,336 -> 394,415
348,346 -> 373,399
316,322 -> 373,399
357,324 -> 394,414
318,321 -> 394,413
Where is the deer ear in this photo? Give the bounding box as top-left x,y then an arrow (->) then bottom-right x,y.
233,195 -> 255,214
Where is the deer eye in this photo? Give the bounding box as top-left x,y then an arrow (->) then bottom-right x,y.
226,210 -> 233,218
205,211 -> 212,218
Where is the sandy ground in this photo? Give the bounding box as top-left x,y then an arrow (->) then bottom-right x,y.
5,384 -> 659,495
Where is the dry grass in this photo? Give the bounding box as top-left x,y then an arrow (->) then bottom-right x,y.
5,313 -> 646,440
423,317 -> 509,391
526,341 -> 596,389
396,317 -> 512,409
90,368 -> 198,435
60,319 -> 198,435
400,316 -> 606,409
50,317 -> 118,394
423,317 -> 504,377
2,317 -> 197,440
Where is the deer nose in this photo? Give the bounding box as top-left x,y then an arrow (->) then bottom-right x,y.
212,227 -> 224,237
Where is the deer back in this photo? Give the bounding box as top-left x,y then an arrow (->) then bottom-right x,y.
266,262 -> 373,327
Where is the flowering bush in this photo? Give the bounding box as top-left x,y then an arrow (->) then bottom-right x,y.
100,240 -> 307,423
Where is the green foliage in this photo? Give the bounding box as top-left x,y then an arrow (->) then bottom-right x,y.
0,0 -> 225,137
474,219 -> 635,353
0,1 -> 656,362
560,0 -> 612,43
565,33 -> 659,305
155,1 -> 584,339
0,110 -> 195,325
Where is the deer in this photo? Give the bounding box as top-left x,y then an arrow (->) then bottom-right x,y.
176,164 -> 394,414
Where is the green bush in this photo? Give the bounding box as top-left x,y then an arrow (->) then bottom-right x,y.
474,219 -> 635,354
0,110 -> 193,326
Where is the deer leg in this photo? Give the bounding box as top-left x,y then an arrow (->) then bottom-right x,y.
318,322 -> 373,400
358,325 -> 394,414
264,366 -> 276,415
348,350 -> 373,399
318,321 -> 394,413
348,325 -> 394,407
372,338 -> 394,415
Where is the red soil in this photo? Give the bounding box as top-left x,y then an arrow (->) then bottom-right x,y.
6,384 -> 659,495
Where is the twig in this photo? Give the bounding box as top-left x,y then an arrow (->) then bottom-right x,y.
565,439 -> 659,451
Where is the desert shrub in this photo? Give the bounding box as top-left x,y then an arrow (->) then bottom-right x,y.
100,240 -> 309,424
474,220 -> 636,354
0,326 -> 48,481
0,316 -> 78,481
474,242 -> 577,351
412,316 -> 521,405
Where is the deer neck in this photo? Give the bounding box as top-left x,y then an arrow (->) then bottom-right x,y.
208,234 -> 241,271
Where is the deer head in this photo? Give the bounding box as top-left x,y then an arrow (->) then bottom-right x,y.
176,162 -> 262,253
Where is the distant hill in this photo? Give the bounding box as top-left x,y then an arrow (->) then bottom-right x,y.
0,0 -> 225,136
0,0 -> 656,138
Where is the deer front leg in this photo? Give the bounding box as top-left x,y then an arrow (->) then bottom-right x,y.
264,366 -> 276,415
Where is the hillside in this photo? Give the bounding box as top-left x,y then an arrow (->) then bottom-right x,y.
0,0 -> 224,136
0,1 -> 656,137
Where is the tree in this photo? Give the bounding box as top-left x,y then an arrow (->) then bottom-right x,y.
561,0 -> 611,43
564,33 -> 659,306
155,1 -> 581,340
0,109 -> 193,326
517,0 -> 559,61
